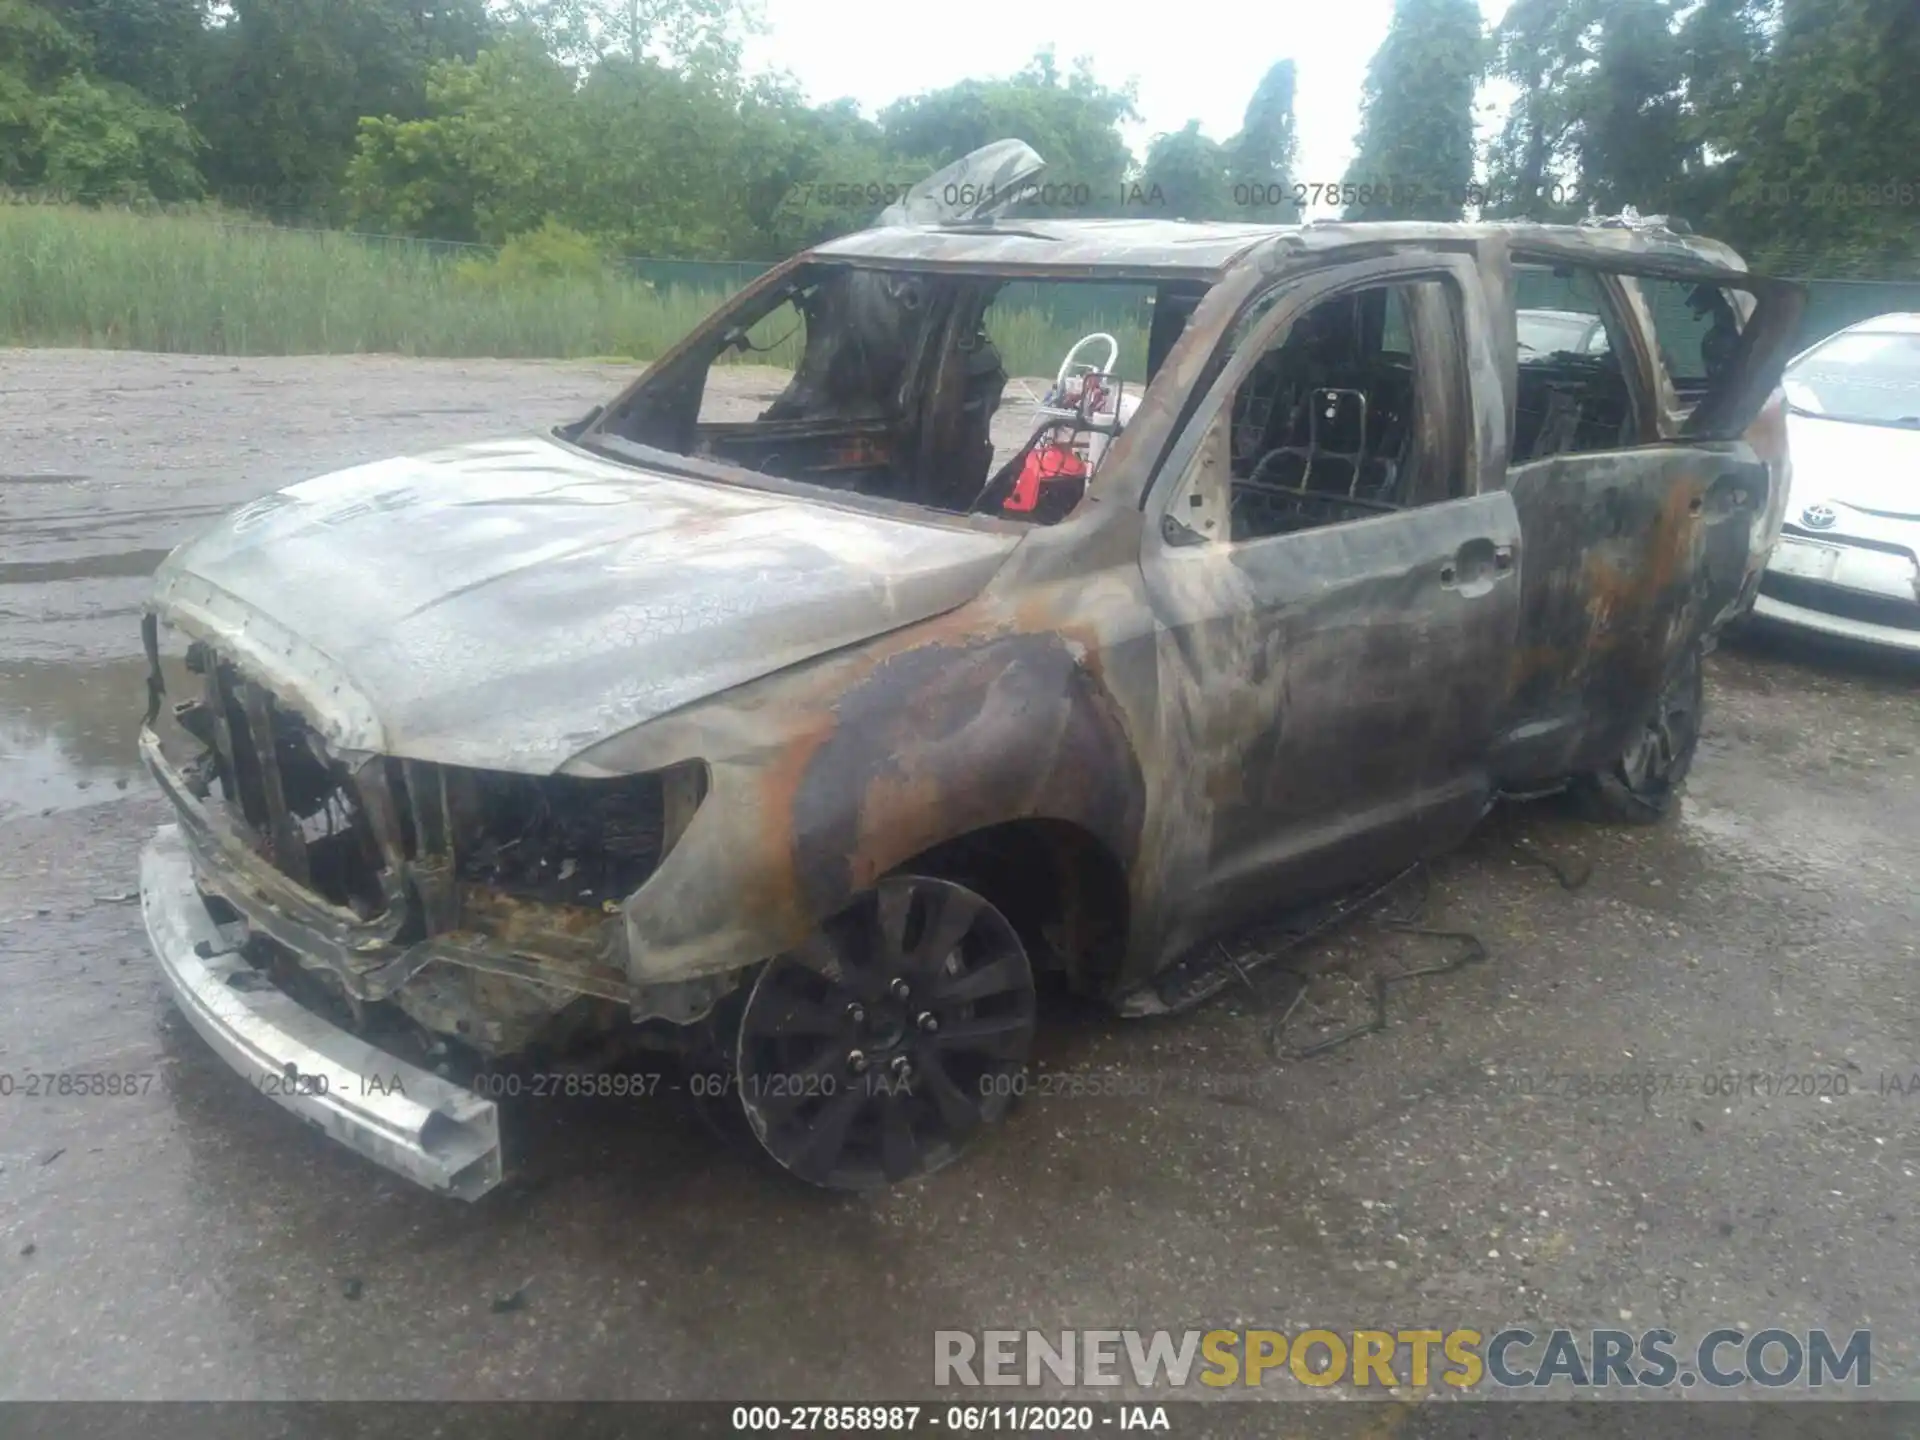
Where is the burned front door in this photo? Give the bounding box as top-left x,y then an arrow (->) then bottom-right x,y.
1138,255 -> 1519,951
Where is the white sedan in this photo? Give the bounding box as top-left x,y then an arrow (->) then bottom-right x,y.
1752,312 -> 1920,652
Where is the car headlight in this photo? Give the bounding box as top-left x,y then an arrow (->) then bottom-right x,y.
441,760 -> 709,910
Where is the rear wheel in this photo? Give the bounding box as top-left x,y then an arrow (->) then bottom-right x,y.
734,874 -> 1036,1190
1572,643 -> 1705,823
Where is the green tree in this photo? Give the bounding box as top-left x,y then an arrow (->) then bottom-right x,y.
1138,121 -> 1231,220
1342,0 -> 1485,219
565,52 -> 769,253
745,91 -> 914,254
0,0 -> 85,186
1225,59 -> 1299,221
192,0 -> 493,219
347,30 -> 819,257
0,0 -> 202,200
877,49 -> 1138,215
345,32 -> 580,243
1713,0 -> 1920,270
1572,0 -> 1688,215
492,0 -> 754,74
42,0 -> 208,107
1677,0 -> 1776,144
35,70 -> 202,200
1484,0 -> 1776,227
1662,0 -> 1774,233
1481,0 -> 1597,219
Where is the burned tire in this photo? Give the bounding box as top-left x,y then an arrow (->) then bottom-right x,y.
734,874 -> 1036,1190
1571,643 -> 1705,824
683,985 -> 756,1149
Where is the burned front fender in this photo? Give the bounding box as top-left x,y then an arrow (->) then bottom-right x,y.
567,617 -> 1147,994
788,632 -> 1145,914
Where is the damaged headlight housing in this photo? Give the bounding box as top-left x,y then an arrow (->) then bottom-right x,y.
443,759 -> 709,913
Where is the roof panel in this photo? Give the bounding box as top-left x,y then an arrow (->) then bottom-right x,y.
812,220 -> 1293,273
807,218 -> 1760,279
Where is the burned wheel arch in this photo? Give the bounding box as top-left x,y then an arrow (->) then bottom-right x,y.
790,633 -> 1145,989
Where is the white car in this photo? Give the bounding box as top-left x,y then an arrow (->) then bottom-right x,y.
1752,312 -> 1920,652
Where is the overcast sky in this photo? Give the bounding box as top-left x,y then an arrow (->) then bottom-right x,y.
746,0 -> 1515,192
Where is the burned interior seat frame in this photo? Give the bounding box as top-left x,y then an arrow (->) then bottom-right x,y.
1224,290 -> 1421,540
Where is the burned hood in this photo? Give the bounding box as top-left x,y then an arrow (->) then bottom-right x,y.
151,437 -> 1020,772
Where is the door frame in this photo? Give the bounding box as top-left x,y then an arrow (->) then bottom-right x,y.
1483,245 -> 1806,784
1130,252 -> 1523,960
1143,250 -> 1508,521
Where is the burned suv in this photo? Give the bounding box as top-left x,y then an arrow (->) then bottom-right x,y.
137,159 -> 1802,1198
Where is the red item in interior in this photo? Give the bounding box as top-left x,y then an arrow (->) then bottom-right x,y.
1005,436 -> 1087,513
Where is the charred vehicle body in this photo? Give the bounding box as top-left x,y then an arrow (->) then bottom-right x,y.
137,153 -> 1804,1197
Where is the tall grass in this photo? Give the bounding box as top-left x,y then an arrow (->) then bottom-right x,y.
0,205 -> 762,360
0,204 -> 1147,374
986,301 -> 1149,383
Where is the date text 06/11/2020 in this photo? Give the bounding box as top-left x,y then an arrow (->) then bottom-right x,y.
727,1405 -> 1172,1433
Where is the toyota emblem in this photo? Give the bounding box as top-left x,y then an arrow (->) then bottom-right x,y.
1801,503 -> 1838,530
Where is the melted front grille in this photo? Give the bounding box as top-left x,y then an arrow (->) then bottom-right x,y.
192,653 -> 683,923
203,659 -> 391,915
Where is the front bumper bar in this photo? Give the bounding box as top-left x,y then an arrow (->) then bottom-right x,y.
1751,590 -> 1920,652
1752,535 -> 1920,653
141,824 -> 503,1199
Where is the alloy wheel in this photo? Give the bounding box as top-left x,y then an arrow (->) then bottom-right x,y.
735,874 -> 1036,1189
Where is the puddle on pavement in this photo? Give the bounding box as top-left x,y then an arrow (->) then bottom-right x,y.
0,656 -> 187,818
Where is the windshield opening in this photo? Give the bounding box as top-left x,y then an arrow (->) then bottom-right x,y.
586,263 -> 1210,524
1784,329 -> 1920,429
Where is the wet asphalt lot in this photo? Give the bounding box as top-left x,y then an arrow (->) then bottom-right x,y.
1,348 -> 1918,1404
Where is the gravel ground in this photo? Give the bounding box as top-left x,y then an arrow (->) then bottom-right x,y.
1,349 -> 1917,1407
